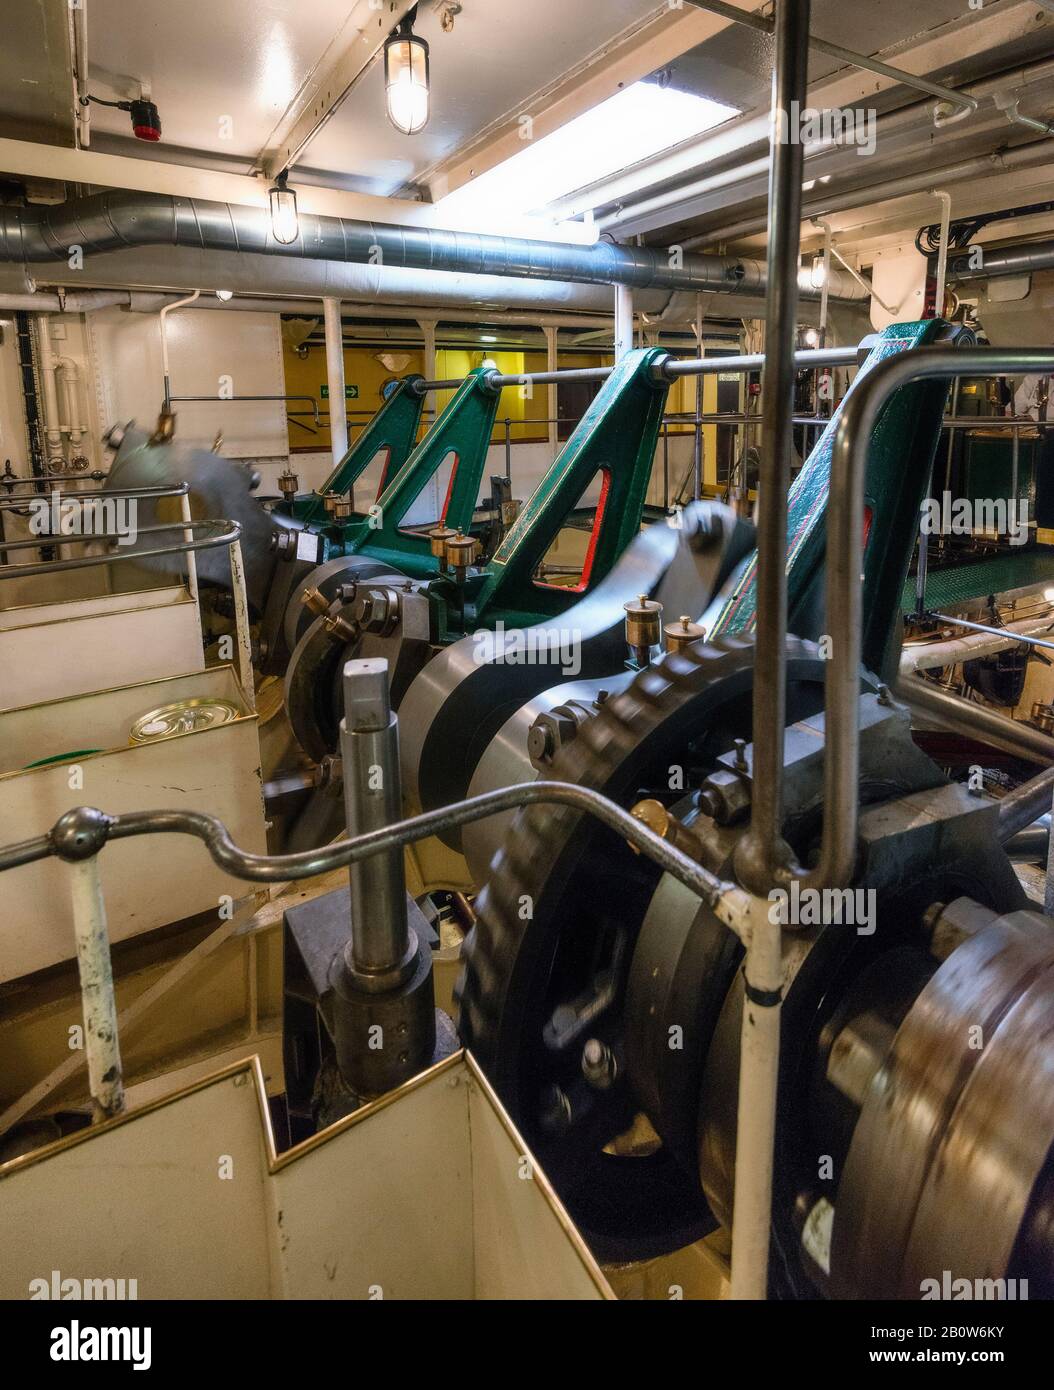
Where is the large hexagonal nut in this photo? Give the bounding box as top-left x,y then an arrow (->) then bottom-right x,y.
698,767 -> 752,825
527,708 -> 578,768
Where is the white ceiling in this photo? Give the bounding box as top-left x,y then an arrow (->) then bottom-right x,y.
82,0 -> 663,195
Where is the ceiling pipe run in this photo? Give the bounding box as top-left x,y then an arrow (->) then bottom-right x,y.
0,290 -> 132,312
0,190 -> 867,302
691,142 -> 1054,248
949,237 -> 1054,281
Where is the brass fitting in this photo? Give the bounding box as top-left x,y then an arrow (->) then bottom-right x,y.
300,586 -> 357,644
428,524 -> 457,571
446,528 -> 480,581
322,490 -> 340,516
278,468 -> 299,500
627,798 -> 699,858
624,593 -> 663,665
664,614 -> 706,653
331,495 -> 353,521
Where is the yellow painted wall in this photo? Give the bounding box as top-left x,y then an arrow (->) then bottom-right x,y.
282,338 -> 717,484
283,341 -> 425,454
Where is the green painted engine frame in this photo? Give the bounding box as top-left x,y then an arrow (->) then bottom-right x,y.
468,346 -> 672,630
286,348 -> 672,635
708,319 -> 959,682
289,374 -> 426,527
295,368 -> 504,578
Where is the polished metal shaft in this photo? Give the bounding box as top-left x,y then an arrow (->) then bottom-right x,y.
340,658 -> 410,979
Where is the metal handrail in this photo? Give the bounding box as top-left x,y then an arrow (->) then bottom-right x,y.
0,514 -> 255,711
170,394 -> 321,425
413,345 -> 860,395
781,345 -> 1054,894
0,519 -> 241,580
0,783 -> 732,912
0,482 -> 191,508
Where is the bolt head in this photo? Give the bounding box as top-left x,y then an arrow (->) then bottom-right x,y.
538,1083 -> 572,1134
581,1039 -> 617,1089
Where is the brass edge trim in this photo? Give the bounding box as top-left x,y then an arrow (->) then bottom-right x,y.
0,1048 -> 612,1300
268,1049 -> 465,1170
0,662 -> 253,720
0,1054 -> 273,1179
0,1050 -> 465,1182
0,584 -> 188,618
462,1051 -> 617,1301
0,588 -> 193,627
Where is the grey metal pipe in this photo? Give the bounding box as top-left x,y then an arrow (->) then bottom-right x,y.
1001,787 -> 1053,847
413,345 -> 860,395
0,190 -> 865,300
895,673 -> 1054,765
949,238 -> 1054,282
0,290 -> 131,313
735,0 -> 811,898
900,612 -> 1054,674
927,612 -> 1054,654
688,143 -> 1054,250
340,658 -> 410,982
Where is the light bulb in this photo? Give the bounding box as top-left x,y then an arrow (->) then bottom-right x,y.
269,171 -> 299,245
384,17 -> 430,135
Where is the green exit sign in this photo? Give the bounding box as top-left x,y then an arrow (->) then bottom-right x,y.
320,384 -> 359,400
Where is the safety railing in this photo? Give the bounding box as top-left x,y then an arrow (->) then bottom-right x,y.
0,515 -> 253,706
0,782 -> 741,1125
0,482 -> 196,591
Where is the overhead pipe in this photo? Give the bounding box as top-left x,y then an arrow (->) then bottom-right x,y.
560,11 -> 1044,229
900,611 -> 1054,674
949,236 -> 1054,282
0,190 -> 867,302
685,131 -> 1054,249
0,290 -> 131,313
0,250 -> 829,320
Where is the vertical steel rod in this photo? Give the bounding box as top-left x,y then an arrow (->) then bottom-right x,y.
736,0 -> 810,896
729,0 -> 811,1305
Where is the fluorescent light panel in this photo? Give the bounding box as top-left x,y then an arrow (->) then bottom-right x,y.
438,81 -> 738,225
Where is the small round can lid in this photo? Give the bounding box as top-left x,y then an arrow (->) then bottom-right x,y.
129,697 -> 241,744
